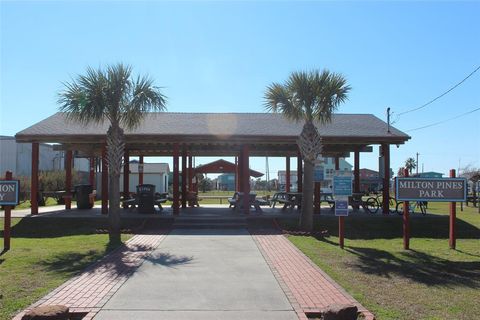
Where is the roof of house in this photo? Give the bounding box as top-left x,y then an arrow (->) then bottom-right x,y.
15,112 -> 410,157
194,159 -> 263,177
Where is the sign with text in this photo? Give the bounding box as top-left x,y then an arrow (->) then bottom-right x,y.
314,166 -> 324,182
396,178 -> 467,202
333,175 -> 352,196
335,196 -> 349,216
0,180 -> 20,205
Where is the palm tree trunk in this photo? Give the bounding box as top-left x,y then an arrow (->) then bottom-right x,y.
298,121 -> 322,232
300,160 -> 314,231
107,125 -> 124,244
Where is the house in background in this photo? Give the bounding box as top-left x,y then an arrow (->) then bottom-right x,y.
217,173 -> 235,191
278,157 -> 353,192
412,171 -> 444,178
359,168 -> 382,193
117,162 -> 170,196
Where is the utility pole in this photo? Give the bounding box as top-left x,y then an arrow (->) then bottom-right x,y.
386,107 -> 391,133
416,152 -> 419,175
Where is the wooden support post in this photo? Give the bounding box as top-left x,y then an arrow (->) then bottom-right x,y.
101,145 -> 108,214
188,155 -> 193,191
235,156 -> 239,191
139,155 -> 144,185
335,156 -> 344,248
89,157 -> 95,186
314,182 -> 320,214
382,144 -> 390,214
173,144 -> 180,215
122,150 -> 130,208
181,147 -> 187,208
242,145 -> 250,214
339,216 -> 345,249
403,168 -> 410,250
354,148 -> 360,193
449,169 -> 457,249
285,156 -> 290,193
65,150 -> 72,210
237,154 -> 243,192
3,171 -> 13,251
297,151 -> 303,193
31,142 -> 39,215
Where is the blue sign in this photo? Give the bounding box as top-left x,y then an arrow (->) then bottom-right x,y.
0,180 -> 20,205
314,166 -> 324,182
335,197 -> 349,216
333,176 -> 352,196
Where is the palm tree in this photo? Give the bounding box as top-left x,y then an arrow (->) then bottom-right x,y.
58,64 -> 167,243
404,157 -> 417,175
264,70 -> 350,231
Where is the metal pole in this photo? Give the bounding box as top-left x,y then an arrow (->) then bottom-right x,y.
449,169 -> 456,249
403,168 -> 410,250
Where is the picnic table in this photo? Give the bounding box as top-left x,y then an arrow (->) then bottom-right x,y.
228,192 -> 266,212
270,192 -> 302,210
121,185 -> 167,213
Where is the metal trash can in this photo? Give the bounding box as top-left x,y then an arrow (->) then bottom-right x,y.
136,184 -> 156,214
75,184 -> 94,209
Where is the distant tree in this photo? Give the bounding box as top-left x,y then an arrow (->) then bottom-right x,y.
397,167 -> 406,177
198,177 -> 213,193
255,179 -> 268,191
404,157 -> 417,175
264,69 -> 350,231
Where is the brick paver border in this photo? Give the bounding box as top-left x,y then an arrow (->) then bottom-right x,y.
13,232 -> 168,320
252,230 -> 375,320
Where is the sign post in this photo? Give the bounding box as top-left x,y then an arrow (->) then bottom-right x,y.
333,173 -> 352,249
449,169 -> 456,249
396,172 -> 466,249
1,171 -> 19,252
402,168 -> 410,250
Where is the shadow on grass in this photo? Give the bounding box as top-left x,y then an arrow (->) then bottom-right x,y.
281,215 -> 480,240
38,240 -> 193,279
0,217 -> 172,238
342,245 -> 480,288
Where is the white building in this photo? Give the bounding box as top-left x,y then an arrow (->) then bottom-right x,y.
119,163 -> 170,194
0,136 -> 88,176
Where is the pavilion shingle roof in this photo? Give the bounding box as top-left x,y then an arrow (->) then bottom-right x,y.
16,112 -> 409,141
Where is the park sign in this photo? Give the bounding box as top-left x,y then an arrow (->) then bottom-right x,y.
396,177 -> 467,202
0,180 -> 20,205
333,173 -> 352,196
314,165 -> 324,182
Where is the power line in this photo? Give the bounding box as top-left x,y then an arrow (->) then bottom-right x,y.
406,107 -> 480,132
396,65 -> 480,118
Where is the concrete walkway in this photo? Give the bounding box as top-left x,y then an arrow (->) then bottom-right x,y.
94,229 -> 297,320
14,227 -> 374,320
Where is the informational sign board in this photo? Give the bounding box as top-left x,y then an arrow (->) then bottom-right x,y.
314,166 -> 324,182
396,178 -> 467,202
0,180 -> 20,205
333,175 -> 353,196
335,196 -> 349,216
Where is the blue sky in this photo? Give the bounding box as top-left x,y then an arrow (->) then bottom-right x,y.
1,1 -> 479,178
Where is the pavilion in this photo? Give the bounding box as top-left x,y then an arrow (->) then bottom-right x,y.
15,112 -> 410,215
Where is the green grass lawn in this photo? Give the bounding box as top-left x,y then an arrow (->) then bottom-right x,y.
282,203 -> 480,320
0,218 -> 131,320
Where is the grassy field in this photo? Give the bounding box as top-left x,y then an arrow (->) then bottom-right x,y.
0,218 -> 132,320
282,203 -> 480,320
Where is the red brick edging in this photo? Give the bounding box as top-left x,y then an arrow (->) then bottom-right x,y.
13,233 -> 167,320
252,231 -> 375,320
